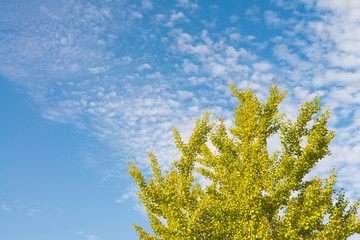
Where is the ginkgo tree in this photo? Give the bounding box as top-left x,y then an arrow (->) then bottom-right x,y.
129,81 -> 360,239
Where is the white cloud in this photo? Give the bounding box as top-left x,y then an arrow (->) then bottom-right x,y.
245,5 -> 261,23
225,46 -> 246,59
250,72 -> 275,82
131,11 -> 143,19
88,67 -> 106,74
176,0 -> 199,9
188,76 -> 207,85
191,44 -> 210,55
170,28 -> 258,81
293,86 -> 311,101
304,1 -> 360,73
146,72 -> 162,79
183,59 -> 199,73
137,63 -> 152,71
264,10 -> 281,26
328,49 -> 360,70
155,14 -> 165,22
3,0 -> 360,208
87,235 -> 99,240
261,0 -> 360,201
25,208 -> 39,216
273,44 -> 311,70
142,0 -> 153,10
134,202 -> 148,217
229,33 -> 241,41
172,12 -> 185,22
253,61 -> 272,72
0,204 -> 12,211
122,56 -> 132,63
177,90 -> 194,99
76,231 -> 101,240
166,11 -> 187,27
210,63 -> 226,77
229,15 -> 240,23
115,187 -> 138,203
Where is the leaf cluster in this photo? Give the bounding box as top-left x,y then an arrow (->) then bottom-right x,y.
129,82 -> 360,239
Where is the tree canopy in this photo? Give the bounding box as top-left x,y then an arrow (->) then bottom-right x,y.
129,82 -> 360,239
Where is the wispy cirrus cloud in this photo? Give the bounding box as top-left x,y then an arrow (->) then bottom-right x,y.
0,204 -> 12,212
165,11 -> 188,27
259,0 -> 360,200
141,0 -> 153,10
1,0 -> 360,204
176,0 -> 199,9
25,208 -> 40,216
245,5 -> 261,23
76,231 -> 101,240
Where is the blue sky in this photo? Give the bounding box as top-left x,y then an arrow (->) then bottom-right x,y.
1,0 -> 360,239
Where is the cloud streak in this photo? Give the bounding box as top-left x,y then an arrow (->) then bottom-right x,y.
1,0 -> 360,203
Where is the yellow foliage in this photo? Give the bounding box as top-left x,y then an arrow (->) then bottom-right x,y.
129,81 -> 360,239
